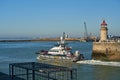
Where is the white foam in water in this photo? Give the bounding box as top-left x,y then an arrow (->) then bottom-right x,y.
77,60 -> 120,67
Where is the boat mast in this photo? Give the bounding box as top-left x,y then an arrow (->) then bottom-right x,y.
61,32 -> 65,44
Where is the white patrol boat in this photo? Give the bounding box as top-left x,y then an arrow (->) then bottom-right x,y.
36,33 -> 84,62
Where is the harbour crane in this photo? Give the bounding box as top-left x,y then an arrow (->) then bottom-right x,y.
83,22 -> 95,42
84,22 -> 89,40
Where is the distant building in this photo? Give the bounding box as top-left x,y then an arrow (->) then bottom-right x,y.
100,20 -> 108,42
110,36 -> 120,42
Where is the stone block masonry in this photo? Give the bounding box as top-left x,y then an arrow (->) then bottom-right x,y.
92,42 -> 120,61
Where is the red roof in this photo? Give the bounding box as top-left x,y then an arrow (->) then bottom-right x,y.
101,20 -> 107,26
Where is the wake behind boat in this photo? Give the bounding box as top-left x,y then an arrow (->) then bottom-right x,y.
36,33 -> 84,62
77,60 -> 120,67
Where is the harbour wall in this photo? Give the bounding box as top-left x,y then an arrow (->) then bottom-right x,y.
92,42 -> 120,61
0,38 -> 80,42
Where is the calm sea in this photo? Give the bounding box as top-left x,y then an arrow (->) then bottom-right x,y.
0,41 -> 120,80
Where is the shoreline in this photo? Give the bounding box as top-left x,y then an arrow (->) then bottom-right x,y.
0,38 -> 80,42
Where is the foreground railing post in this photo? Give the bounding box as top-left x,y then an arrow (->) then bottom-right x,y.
9,64 -> 14,80
32,70 -> 35,80
9,64 -> 11,79
48,72 -> 49,80
26,69 -> 28,80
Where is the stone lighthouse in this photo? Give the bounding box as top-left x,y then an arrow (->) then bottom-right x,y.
100,20 -> 108,42
92,19 -> 120,61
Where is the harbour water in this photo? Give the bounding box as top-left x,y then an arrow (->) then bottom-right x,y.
0,41 -> 120,80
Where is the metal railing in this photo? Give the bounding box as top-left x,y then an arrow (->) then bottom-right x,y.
9,62 -> 77,80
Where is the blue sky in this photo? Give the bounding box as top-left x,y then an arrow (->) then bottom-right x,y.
0,0 -> 120,38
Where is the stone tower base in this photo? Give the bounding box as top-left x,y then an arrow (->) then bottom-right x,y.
92,42 -> 120,61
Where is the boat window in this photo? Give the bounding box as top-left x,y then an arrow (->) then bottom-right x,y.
49,50 -> 59,52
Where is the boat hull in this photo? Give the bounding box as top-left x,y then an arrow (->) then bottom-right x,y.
37,54 -> 82,63
36,54 -> 77,67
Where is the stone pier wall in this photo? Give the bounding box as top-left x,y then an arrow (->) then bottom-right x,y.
92,42 -> 120,61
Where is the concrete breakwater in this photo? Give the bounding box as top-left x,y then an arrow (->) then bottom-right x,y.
0,38 -> 84,42
92,42 -> 120,61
